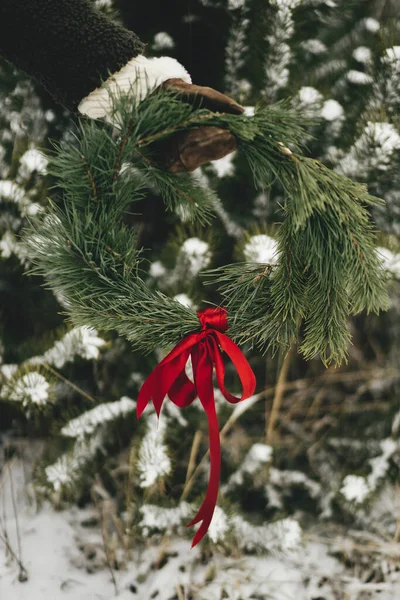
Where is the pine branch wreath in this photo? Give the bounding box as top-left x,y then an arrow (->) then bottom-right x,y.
24,85 -> 389,364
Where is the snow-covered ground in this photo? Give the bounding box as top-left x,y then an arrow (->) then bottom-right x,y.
0,456 -> 399,600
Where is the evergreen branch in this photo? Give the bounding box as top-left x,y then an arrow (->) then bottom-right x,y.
24,87 -> 389,364
137,111 -> 217,147
113,114 -> 136,182
79,153 -> 99,203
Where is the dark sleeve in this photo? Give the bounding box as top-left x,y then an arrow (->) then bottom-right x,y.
0,0 -> 146,113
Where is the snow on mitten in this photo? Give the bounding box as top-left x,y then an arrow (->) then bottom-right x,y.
78,55 -> 243,173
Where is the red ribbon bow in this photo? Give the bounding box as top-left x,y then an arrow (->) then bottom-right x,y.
137,307 -> 256,547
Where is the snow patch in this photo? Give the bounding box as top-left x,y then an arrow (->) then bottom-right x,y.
363,17 -> 380,32
384,46 -> 400,64
211,151 -> 236,178
208,506 -> 230,543
244,106 -> 255,116
7,372 -> 50,406
228,0 -> 246,8
302,39 -> 327,54
19,148 -> 48,174
321,99 -> 344,121
0,180 -> 25,203
137,414 -> 171,488
149,260 -> 167,278
377,247 -> 400,278
274,0 -> 303,8
353,46 -> 372,64
152,31 -> 175,51
346,70 -> 373,85
173,293 -> 193,308
298,86 -> 323,106
244,234 -> 278,264
341,475 -> 370,503
178,237 -> 211,277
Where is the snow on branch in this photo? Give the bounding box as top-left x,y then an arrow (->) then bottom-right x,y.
243,234 -> 278,264
45,431 -> 104,492
137,414 -> 171,488
231,514 -> 302,554
172,237 -> 211,280
337,122 -> 400,179
28,326 -> 106,369
225,0 -> 251,98
3,371 -> 50,407
224,443 -> 273,491
0,180 -> 42,218
139,500 -> 302,553
140,503 -> 192,537
376,247 -> 400,278
61,396 -> 136,438
264,0 -> 303,101
340,438 -> 399,504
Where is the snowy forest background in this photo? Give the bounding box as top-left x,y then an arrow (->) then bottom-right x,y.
1,0 -> 400,598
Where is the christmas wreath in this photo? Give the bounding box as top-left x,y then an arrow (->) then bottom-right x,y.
25,83 -> 388,545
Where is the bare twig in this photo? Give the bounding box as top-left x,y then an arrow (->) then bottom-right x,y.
42,363 -> 97,404
0,459 -> 28,582
81,153 -> 98,202
91,480 -> 118,596
394,482 -> 400,543
184,431 -> 202,486
175,584 -> 185,600
0,530 -> 28,582
6,461 -> 23,568
266,347 -> 292,444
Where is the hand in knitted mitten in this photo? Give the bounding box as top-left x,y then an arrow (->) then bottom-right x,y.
150,78 -> 244,173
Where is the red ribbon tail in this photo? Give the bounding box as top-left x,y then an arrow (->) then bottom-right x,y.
187,343 -> 221,547
187,400 -> 220,547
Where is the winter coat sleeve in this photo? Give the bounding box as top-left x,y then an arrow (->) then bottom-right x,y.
0,0 -> 191,116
